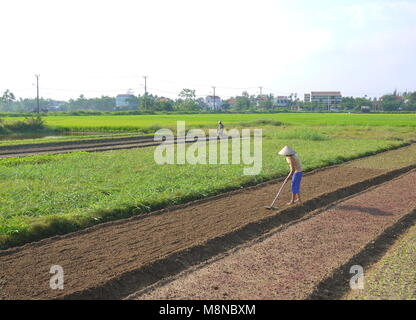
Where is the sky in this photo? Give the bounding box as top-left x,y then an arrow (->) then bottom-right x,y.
0,0 -> 415,101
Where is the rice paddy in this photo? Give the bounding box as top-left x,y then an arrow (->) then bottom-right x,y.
2,113 -> 416,133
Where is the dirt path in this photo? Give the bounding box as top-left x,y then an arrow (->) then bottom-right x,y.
134,170 -> 416,300
0,145 -> 415,300
0,135 -> 217,158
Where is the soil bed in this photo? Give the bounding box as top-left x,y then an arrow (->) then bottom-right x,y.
0,145 -> 415,299
0,135 -> 154,158
0,136 -> 224,158
135,171 -> 416,300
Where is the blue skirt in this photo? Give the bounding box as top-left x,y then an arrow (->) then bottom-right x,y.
291,172 -> 303,194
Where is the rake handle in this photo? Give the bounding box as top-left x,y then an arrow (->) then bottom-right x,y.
269,175 -> 290,207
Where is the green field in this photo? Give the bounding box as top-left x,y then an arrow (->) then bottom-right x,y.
4,113 -> 416,133
0,113 -> 415,249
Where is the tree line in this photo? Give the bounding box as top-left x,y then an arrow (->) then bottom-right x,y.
1,89 -> 415,113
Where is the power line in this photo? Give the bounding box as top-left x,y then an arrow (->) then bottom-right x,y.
6,74 -> 407,101
41,88 -> 128,93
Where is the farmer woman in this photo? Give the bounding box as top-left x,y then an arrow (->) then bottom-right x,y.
278,146 -> 303,205
217,121 -> 224,138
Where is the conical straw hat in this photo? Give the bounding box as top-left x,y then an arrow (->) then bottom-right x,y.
278,146 -> 296,156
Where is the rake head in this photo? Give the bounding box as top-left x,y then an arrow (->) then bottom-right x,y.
264,206 -> 279,211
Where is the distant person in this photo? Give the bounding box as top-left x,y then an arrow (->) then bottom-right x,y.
278,146 -> 303,205
217,121 -> 224,139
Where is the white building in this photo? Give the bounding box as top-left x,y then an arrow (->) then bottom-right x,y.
116,94 -> 136,108
275,96 -> 291,107
205,96 -> 223,110
310,91 -> 342,106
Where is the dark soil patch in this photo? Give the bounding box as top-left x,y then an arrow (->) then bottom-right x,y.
0,135 -> 155,158
0,136 -> 216,158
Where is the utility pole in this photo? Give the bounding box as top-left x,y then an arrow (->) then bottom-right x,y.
143,76 -> 148,110
290,93 -> 295,111
35,74 -> 40,113
212,86 -> 216,110
258,87 -> 263,108
294,93 -> 298,111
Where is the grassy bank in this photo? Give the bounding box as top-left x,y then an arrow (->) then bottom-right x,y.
0,125 -> 410,249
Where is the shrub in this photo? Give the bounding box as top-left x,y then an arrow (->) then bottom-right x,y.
1,116 -> 46,133
239,119 -> 284,127
272,128 -> 330,141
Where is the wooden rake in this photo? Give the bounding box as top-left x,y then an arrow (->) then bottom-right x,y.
264,175 -> 290,210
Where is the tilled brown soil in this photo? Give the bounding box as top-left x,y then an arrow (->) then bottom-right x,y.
0,135 -> 210,158
0,135 -> 152,152
0,145 -> 415,300
135,171 -> 416,300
